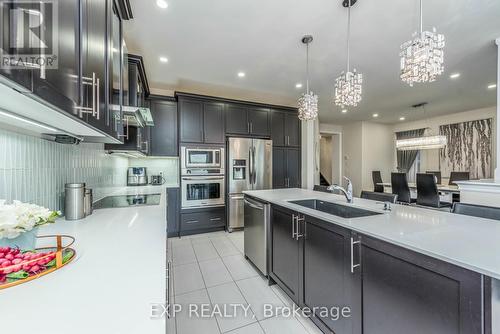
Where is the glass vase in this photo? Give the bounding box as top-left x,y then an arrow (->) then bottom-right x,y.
0,228 -> 38,250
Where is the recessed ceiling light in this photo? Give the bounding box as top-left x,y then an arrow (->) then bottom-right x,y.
488,84 -> 497,89
341,109 -> 348,113
295,83 -> 303,89
449,73 -> 460,79
399,117 -> 406,121
159,57 -> 168,63
373,113 -> 379,118
237,72 -> 246,78
156,0 -> 168,9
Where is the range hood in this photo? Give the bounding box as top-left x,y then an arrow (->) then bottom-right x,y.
110,105 -> 154,127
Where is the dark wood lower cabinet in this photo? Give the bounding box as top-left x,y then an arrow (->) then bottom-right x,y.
303,218 -> 361,334
360,236 -> 483,334
270,206 -> 301,304
269,205 -> 487,334
180,207 -> 225,236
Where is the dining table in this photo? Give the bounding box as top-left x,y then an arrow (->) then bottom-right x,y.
377,182 -> 461,194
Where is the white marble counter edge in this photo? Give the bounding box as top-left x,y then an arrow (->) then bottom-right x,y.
244,189 -> 500,280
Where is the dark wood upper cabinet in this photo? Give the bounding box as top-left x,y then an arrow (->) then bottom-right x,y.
0,1 -> 34,92
72,0 -> 109,134
31,0 -> 80,118
179,99 -> 204,143
149,96 -> 178,156
271,111 -> 286,146
226,104 -> 249,135
271,109 -> 300,147
284,113 -> 300,147
203,102 -> 225,144
247,106 -> 270,136
226,104 -> 269,137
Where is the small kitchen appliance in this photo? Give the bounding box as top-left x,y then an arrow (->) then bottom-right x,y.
127,167 -> 148,186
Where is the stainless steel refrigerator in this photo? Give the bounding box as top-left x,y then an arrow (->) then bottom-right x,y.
228,137 -> 272,231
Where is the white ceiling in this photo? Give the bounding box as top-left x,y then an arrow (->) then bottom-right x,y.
123,0 -> 499,124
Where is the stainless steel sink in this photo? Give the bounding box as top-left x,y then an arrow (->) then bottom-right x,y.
288,199 -> 382,218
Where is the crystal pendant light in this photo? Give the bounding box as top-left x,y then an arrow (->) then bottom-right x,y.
396,103 -> 447,151
400,0 -> 445,86
297,35 -> 319,121
334,0 -> 363,110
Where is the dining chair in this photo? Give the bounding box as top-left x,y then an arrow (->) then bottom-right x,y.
361,191 -> 398,203
391,173 -> 415,204
449,171 -> 470,186
416,173 -> 452,209
372,171 -> 384,193
426,171 -> 442,184
452,203 -> 500,221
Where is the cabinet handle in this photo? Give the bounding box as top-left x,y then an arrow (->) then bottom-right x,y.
287,136 -> 290,146
210,218 -> 221,222
96,77 -> 100,120
166,261 -> 171,318
350,237 -> 361,274
295,215 -> 305,240
185,220 -> 199,224
250,122 -> 253,133
291,214 -> 296,239
247,122 -> 250,133
118,116 -> 130,140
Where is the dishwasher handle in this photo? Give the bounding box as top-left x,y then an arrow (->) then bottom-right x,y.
244,198 -> 264,210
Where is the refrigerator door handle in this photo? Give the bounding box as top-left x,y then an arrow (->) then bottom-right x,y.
252,146 -> 256,185
248,147 -> 253,185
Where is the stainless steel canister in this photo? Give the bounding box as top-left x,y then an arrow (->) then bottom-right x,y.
65,183 -> 86,220
84,188 -> 93,216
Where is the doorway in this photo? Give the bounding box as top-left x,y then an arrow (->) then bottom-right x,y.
319,133 -> 342,186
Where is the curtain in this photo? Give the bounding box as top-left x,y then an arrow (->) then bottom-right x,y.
395,128 -> 425,173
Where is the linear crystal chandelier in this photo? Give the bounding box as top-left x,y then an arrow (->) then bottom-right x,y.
400,0 -> 445,86
396,103 -> 447,151
298,35 -> 319,121
334,0 -> 363,109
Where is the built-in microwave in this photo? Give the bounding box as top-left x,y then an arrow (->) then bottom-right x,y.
181,175 -> 225,209
181,146 -> 224,171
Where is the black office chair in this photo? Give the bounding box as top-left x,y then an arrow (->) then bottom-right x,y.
416,173 -> 452,209
391,172 -> 415,204
313,185 -> 330,193
426,171 -> 442,184
372,171 -> 384,193
449,171 -> 470,186
361,191 -> 398,203
452,203 -> 500,221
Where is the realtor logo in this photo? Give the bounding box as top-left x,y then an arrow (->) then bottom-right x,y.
0,0 -> 58,70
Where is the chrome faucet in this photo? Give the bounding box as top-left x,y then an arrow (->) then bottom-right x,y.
327,177 -> 353,203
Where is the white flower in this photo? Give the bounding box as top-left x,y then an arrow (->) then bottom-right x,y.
0,200 -> 60,240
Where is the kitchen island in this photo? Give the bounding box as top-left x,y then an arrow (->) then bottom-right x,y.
1,186 -> 167,334
244,188 -> 500,334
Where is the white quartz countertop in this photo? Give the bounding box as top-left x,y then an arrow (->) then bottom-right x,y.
244,188 -> 500,280
1,186 -> 167,334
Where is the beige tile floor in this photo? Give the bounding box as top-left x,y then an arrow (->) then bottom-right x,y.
167,231 -> 323,334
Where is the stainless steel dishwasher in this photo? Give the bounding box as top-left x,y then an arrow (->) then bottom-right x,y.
244,195 -> 270,276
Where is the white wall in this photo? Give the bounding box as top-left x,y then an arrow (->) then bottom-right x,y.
341,122 -> 364,196
361,122 -> 395,192
320,136 -> 333,184
392,106 -> 497,180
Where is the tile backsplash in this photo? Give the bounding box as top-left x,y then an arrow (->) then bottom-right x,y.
0,128 -> 129,211
128,157 -> 179,186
